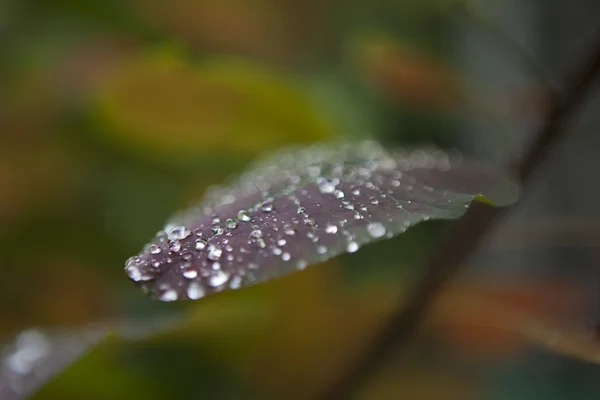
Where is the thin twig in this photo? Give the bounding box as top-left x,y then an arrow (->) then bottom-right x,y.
321,29 -> 600,400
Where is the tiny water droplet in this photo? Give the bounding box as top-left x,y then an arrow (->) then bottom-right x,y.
317,245 -> 327,254
226,219 -> 237,229
250,229 -> 263,238
195,239 -> 207,250
277,239 -> 286,246
261,203 -> 273,212
284,226 -> 296,236
282,252 -> 291,261
149,244 -> 161,255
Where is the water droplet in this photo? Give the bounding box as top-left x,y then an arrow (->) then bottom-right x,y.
318,181 -> 335,194
124,257 -> 154,282
183,269 -> 198,279
297,206 -> 306,214
334,190 -> 345,199
168,240 -> 181,252
325,224 -> 338,234
159,289 -> 178,302
168,225 -> 191,240
261,203 -> 273,212
369,197 -> 379,205
226,219 -> 237,229
212,262 -> 221,270
256,238 -> 266,248
149,244 -> 161,255
181,252 -> 192,261
367,222 -> 387,238
195,239 -> 207,250
209,270 -> 229,287
392,180 -> 400,187
272,247 -> 282,256
238,210 -> 251,222
250,229 -> 263,238
317,245 -> 327,254
297,260 -> 307,269
151,260 -> 160,268
187,283 -> 204,299
284,226 -> 296,236
208,245 -> 222,260
282,252 -> 291,261
347,241 -> 359,253
229,275 -> 242,289
212,226 -> 224,235
352,189 -> 360,195
277,239 -> 286,246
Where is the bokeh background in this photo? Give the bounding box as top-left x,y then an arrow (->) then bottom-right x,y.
1,0 -> 600,399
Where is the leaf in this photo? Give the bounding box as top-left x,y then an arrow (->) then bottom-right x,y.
124,140 -> 519,301
93,51 -> 333,165
0,328 -> 107,400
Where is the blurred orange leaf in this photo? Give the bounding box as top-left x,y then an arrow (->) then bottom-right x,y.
351,36 -> 462,110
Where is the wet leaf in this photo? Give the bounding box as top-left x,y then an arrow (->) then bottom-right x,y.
0,328 -> 107,400
124,140 -> 519,301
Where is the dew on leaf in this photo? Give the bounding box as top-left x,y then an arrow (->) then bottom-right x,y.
125,141 -> 518,301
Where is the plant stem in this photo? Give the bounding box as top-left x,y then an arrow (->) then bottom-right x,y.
320,29 -> 600,400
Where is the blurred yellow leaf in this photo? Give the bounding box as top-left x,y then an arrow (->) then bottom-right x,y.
94,50 -> 333,164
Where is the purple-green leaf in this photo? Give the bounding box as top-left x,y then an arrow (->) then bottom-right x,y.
125,141 -> 519,301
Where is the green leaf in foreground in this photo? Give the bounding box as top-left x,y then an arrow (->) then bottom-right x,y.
124,140 -> 520,301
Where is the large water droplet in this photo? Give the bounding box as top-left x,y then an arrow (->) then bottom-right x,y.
209,270 -> 229,287
168,225 -> 191,240
208,245 -> 223,260
367,222 -> 387,238
159,289 -> 178,302
187,283 -> 204,299
325,224 -> 338,234
124,257 -> 154,282
149,244 -> 162,255
169,240 -> 181,252
238,210 -> 251,222
347,241 -> 359,253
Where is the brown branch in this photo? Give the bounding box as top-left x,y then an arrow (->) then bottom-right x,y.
320,29 -> 600,400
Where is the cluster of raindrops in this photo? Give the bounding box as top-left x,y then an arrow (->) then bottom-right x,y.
124,141 -> 508,302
